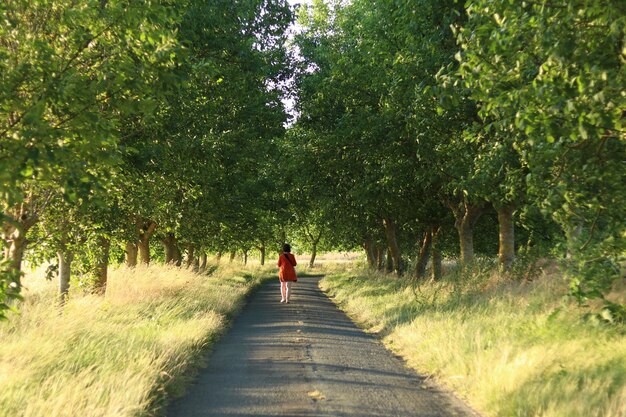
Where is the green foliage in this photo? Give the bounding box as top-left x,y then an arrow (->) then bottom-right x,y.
0,0 -> 184,313
291,0 -> 624,310
1,0 -> 622,316
0,0 -> 180,204
0,0 -> 294,317
458,0 -> 626,308
0,258 -> 22,319
292,0 -> 469,258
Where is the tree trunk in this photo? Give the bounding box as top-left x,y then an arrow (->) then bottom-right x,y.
457,221 -> 474,265
364,239 -> 376,269
174,244 -> 182,266
377,246 -> 386,271
259,245 -> 266,266
303,227 -> 322,268
309,242 -> 318,268
193,256 -> 200,271
431,227 -> 442,280
3,205 -> 38,270
382,217 -> 403,275
497,204 -> 515,271
451,199 -> 483,265
138,238 -> 150,265
385,248 -> 394,273
243,251 -> 248,265
216,251 -> 223,262
138,220 -> 157,265
2,201 -> 41,289
414,230 -> 433,279
162,233 -> 177,264
57,249 -> 74,304
199,252 -> 207,270
229,250 -> 236,262
6,234 -> 27,273
186,245 -> 195,269
125,242 -> 138,267
93,236 -> 110,294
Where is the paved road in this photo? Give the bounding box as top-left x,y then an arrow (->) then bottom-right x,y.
167,276 -> 478,417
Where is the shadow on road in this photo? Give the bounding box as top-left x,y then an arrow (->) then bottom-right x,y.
167,275 -> 479,417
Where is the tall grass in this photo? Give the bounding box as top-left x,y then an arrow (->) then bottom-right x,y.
320,263 -> 626,417
0,262 -> 274,417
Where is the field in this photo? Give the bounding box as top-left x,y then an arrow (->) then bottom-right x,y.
0,263 -> 274,417
2,256 -> 624,417
320,263 -> 626,417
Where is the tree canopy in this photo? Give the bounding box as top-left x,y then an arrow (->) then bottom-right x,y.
1,0 -> 624,320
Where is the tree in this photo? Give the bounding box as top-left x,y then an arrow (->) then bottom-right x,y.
0,0 -> 181,314
457,0 -> 626,310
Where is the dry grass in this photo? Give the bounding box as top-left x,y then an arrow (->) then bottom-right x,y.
320,266 -> 626,417
0,263 -> 274,417
231,251 -> 363,269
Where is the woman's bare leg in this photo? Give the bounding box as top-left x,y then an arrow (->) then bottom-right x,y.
285,282 -> 292,302
280,281 -> 286,302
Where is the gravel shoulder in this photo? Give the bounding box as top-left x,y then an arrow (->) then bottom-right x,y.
167,275 -> 479,417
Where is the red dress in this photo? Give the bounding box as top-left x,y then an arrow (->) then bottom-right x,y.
277,253 -> 297,282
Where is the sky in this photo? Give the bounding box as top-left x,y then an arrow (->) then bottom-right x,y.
282,0 -> 313,123
287,0 -> 312,7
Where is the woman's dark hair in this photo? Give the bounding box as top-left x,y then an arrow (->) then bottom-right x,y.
282,243 -> 291,253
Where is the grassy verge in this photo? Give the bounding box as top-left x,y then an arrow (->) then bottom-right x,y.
0,263 -> 274,417
320,265 -> 626,417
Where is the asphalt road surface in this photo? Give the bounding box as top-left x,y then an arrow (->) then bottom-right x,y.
167,275 -> 479,417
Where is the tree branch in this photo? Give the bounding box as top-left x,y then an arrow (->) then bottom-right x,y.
579,207 -> 601,252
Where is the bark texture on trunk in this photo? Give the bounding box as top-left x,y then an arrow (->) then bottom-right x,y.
414,230 -> 433,279
229,251 -> 236,262
377,246 -> 386,271
174,245 -> 182,266
199,253 -> 207,270
2,199 -> 46,289
451,199 -> 484,265
304,227 -> 322,268
93,236 -> 110,294
383,217 -> 403,275
497,204 -> 515,271
125,242 -> 138,267
2,210 -> 38,273
138,239 -> 150,265
186,245 -> 195,269
259,245 -> 266,266
0,202 -> 41,276
138,220 -> 157,265
243,251 -> 248,265
432,249 -> 442,280
458,222 -> 474,265
364,239 -> 376,269
162,233 -> 177,264
309,243 -> 318,268
6,234 -> 27,273
385,248 -> 394,273
57,249 -> 74,303
431,227 -> 442,280
216,251 -> 223,262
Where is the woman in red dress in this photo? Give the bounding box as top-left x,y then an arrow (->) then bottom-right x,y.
277,243 -> 297,303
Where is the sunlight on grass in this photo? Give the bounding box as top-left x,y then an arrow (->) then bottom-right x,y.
320,267 -> 626,417
0,263 -> 274,417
